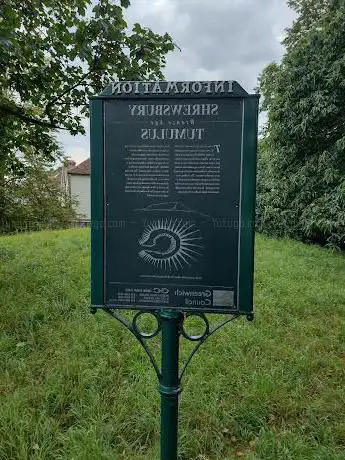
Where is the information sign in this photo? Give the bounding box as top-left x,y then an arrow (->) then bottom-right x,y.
91,81 -> 259,314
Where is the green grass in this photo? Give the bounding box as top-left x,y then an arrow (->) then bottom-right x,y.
1,229 -> 345,459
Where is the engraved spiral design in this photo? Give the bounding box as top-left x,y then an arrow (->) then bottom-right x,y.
138,219 -> 203,270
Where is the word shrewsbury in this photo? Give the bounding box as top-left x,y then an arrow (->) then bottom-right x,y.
112,80 -> 234,95
128,103 -> 218,117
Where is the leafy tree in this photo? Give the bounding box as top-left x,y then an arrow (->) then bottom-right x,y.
0,0 -> 175,178
1,156 -> 77,233
284,0 -> 334,48
257,0 -> 345,249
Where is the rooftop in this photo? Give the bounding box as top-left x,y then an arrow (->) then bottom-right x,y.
68,158 -> 90,175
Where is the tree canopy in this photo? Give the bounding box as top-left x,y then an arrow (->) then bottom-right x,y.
1,157 -> 77,233
257,0 -> 345,249
0,0 -> 175,176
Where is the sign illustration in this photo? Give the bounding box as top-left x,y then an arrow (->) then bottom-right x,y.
138,216 -> 203,271
91,80 -> 259,314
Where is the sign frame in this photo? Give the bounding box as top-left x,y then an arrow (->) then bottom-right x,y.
90,81 -> 259,315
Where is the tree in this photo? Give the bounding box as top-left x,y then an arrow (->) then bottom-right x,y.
1,156 -> 77,233
257,0 -> 345,249
0,0 -> 175,178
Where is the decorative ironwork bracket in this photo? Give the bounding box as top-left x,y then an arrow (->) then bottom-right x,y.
92,308 -> 251,382
179,312 -> 241,380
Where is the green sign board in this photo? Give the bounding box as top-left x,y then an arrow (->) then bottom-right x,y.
91,81 -> 259,314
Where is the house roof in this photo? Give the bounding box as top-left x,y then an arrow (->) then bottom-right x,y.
68,158 -> 90,175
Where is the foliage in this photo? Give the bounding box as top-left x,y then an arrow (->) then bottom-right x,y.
257,0 -> 345,249
0,157 -> 76,233
1,229 -> 345,459
0,0 -> 175,176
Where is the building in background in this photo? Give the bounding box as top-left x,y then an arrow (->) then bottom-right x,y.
53,158 -> 91,220
53,159 -> 75,194
67,159 -> 91,220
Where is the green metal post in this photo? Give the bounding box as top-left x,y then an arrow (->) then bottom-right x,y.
159,310 -> 183,460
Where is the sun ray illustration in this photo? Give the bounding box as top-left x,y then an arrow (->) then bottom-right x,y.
138,219 -> 203,270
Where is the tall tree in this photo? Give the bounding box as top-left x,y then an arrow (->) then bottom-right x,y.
257,0 -> 345,249
0,0 -> 175,177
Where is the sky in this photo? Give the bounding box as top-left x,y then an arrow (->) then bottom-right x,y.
58,0 -> 296,165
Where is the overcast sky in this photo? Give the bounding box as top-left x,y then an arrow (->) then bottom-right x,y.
58,0 -> 296,165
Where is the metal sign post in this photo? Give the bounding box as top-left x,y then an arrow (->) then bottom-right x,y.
90,80 -> 259,459
159,310 -> 182,460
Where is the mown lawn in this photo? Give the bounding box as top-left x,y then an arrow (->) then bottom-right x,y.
0,229 -> 345,460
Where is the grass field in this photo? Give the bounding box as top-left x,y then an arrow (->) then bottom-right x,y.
0,229 -> 345,459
